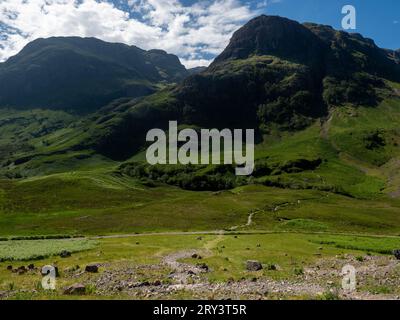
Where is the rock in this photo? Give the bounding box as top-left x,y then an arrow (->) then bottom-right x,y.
138,281 -> 150,287
63,283 -> 86,295
85,264 -> 99,273
196,237 -> 203,241
266,264 -> 277,271
196,263 -> 209,271
153,280 -> 162,286
246,260 -> 263,271
6,265 -> 12,271
60,250 -> 71,258
27,264 -> 35,270
17,266 -> 27,275
393,249 -> 400,260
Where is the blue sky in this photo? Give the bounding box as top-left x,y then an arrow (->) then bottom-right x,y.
0,0 -> 398,67
263,0 -> 399,50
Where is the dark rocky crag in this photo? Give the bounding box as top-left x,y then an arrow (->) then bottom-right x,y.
79,15 -> 400,160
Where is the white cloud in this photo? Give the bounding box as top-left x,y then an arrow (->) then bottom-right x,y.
0,0 -> 265,67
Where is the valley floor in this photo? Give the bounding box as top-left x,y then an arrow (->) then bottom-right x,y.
0,232 -> 400,300
1,170 -> 400,300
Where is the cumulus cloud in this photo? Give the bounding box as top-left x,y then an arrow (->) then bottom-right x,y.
0,0 -> 265,67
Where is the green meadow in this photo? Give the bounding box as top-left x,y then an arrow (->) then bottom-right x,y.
1,91 -> 400,299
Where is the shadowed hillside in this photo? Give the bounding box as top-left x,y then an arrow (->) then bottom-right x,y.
0,37 -> 188,113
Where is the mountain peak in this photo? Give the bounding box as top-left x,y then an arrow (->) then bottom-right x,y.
0,37 -> 188,113
212,15 -> 325,66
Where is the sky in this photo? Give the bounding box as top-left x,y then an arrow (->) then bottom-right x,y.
0,0 -> 399,68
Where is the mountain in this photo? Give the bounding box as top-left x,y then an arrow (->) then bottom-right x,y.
64,15 -> 400,160
2,15 -> 400,199
188,66 -> 207,75
0,37 -> 188,113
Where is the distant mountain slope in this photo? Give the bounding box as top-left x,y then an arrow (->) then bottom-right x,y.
188,66 -> 207,75
2,15 -> 400,200
0,37 -> 188,113
65,15 -> 400,160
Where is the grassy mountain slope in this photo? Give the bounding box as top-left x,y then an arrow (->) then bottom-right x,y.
1,16 -> 400,237
0,37 -> 188,113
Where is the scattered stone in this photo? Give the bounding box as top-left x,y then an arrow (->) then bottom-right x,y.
27,264 -> 35,270
138,281 -> 150,287
153,280 -> 162,286
246,260 -> 263,271
17,266 -> 27,275
63,283 -> 86,295
266,264 -> 277,271
6,265 -> 12,271
60,250 -> 71,258
85,264 -> 99,273
257,244 -> 261,248
196,237 -> 203,241
393,249 -> 400,260
196,263 -> 209,271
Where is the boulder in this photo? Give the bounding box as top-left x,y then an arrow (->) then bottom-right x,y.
85,264 -> 99,273
63,283 -> 86,295
6,265 -> 12,271
27,264 -> 35,270
246,260 -> 263,271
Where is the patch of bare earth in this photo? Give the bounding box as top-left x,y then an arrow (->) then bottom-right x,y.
66,251 -> 400,300
305,254 -> 400,300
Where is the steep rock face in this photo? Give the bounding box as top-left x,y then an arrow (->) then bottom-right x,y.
213,15 -> 326,69
5,16 -> 400,163
0,37 -> 188,113
75,16 -> 400,160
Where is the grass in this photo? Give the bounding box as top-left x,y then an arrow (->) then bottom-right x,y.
0,239 -> 97,261
309,235 -> 400,254
0,232 -> 397,299
1,171 -> 400,236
